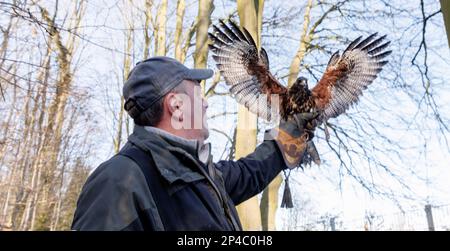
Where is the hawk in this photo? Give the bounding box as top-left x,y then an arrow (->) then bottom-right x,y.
208,19 -> 391,166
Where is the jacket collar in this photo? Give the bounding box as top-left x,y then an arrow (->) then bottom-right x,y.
128,125 -> 211,185
144,126 -> 199,158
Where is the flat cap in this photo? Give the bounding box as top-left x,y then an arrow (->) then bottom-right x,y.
123,56 -> 213,118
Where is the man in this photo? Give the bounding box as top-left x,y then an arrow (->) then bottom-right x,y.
72,56 -> 316,231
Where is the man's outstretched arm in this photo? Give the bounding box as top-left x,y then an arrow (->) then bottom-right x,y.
214,139 -> 286,205
214,112 -> 318,205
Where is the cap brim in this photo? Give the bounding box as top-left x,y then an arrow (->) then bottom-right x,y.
186,69 -> 214,80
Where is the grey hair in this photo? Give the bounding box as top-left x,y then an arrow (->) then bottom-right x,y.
133,81 -> 187,126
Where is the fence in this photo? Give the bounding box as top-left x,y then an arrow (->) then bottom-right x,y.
282,204 -> 450,231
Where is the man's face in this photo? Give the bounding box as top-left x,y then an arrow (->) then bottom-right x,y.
171,79 -> 209,142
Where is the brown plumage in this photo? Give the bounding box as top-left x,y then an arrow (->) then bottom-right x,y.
209,19 -> 391,165
209,19 -> 391,123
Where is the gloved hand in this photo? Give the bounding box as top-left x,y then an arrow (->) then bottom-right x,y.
264,112 -> 318,169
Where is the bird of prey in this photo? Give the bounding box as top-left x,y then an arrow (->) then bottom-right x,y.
208,19 -> 391,166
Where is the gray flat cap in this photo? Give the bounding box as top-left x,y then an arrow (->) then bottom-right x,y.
123,56 -> 214,118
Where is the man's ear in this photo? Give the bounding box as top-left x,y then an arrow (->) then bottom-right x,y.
165,93 -> 183,120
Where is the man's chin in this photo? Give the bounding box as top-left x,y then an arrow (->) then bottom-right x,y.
191,129 -> 209,144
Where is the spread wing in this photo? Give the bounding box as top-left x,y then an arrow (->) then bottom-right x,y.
311,33 -> 392,123
208,19 -> 287,122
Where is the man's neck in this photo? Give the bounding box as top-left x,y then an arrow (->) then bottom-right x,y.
145,126 -> 198,146
154,122 -> 205,145
143,126 -> 210,164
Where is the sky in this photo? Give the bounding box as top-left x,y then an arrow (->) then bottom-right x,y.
45,0 -> 450,230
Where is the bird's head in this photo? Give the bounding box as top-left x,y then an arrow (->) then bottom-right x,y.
294,77 -> 309,90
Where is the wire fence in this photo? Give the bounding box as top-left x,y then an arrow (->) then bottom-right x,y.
281,204 -> 450,231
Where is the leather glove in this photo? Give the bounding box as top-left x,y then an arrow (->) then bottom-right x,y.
264,112 -> 319,169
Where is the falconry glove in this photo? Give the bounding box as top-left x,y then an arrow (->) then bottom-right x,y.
264,112 -> 318,169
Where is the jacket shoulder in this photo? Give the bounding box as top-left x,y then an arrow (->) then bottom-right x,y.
72,154 -> 155,231
88,154 -> 145,183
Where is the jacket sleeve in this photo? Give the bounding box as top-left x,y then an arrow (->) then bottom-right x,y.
71,155 -> 154,231
214,139 -> 288,205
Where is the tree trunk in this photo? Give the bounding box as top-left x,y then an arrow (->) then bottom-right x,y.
20,47 -> 52,231
143,0 -> 153,59
287,0 -> 314,87
235,0 -> 264,231
114,6 -> 134,154
154,0 -> 167,56
179,21 -> 197,64
440,0 -> 450,48
174,0 -> 186,61
260,174 -> 282,230
194,0 -> 214,94
50,104 -> 79,230
32,1 -> 84,230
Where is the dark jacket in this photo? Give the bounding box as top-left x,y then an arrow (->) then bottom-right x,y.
72,125 -> 287,231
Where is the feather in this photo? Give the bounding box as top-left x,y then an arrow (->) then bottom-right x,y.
208,19 -> 287,122
311,33 -> 391,123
